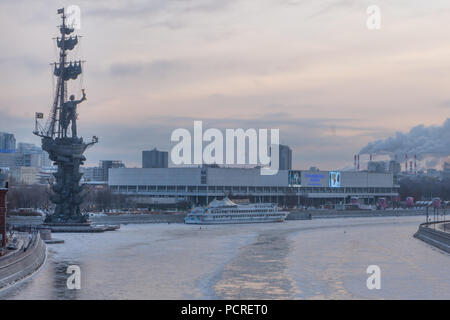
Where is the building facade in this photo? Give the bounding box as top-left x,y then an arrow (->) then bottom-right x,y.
10,166 -> 40,185
279,145 -> 292,170
368,161 -> 386,173
142,148 -> 169,168
108,167 -> 399,207
0,132 -> 16,153
82,166 -> 105,182
100,160 -> 125,182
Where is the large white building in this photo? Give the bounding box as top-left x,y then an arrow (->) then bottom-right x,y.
108,167 -> 399,206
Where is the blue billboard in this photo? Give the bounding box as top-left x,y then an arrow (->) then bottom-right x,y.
302,172 -> 327,187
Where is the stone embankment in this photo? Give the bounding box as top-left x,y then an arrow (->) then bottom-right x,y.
308,208 -> 427,219
414,221 -> 450,253
0,232 -> 46,289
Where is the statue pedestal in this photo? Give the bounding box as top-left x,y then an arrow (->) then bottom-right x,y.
42,136 -> 92,225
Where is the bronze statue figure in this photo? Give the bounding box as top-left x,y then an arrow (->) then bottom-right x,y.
61,89 -> 86,138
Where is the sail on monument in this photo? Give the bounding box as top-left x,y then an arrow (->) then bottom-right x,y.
34,7 -> 98,224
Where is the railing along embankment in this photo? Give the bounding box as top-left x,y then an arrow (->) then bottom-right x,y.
414,221 -> 450,254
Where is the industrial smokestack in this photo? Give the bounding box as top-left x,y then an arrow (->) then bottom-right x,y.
357,154 -> 360,171
354,155 -> 357,171
370,154 -> 373,161
405,154 -> 408,172
414,154 -> 417,174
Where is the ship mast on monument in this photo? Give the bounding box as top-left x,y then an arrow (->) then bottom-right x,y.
34,7 -> 98,224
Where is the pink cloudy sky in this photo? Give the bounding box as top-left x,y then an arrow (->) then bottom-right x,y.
0,0 -> 449,169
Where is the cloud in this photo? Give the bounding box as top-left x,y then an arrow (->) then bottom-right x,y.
1,0 -> 450,171
77,112 -> 380,168
0,56 -> 48,74
84,0 -> 237,23
109,59 -> 184,77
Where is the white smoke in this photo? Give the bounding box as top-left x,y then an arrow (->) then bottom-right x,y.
359,118 -> 450,161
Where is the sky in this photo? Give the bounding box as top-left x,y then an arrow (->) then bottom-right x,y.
0,0 -> 449,170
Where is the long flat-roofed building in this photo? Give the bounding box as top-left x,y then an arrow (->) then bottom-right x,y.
108,167 -> 399,207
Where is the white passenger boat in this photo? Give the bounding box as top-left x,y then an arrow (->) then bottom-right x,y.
184,198 -> 288,225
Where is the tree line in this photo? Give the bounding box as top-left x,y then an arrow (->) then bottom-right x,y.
399,176 -> 450,201
6,184 -> 132,213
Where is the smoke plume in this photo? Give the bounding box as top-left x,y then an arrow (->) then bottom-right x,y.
359,118 -> 450,160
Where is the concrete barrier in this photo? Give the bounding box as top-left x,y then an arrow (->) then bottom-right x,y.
0,233 -> 46,289
414,221 -> 450,254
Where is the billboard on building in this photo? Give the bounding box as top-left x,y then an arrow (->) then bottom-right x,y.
329,171 -> 341,188
288,170 -> 301,186
301,171 -> 328,187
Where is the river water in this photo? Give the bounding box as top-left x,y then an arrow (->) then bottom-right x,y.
1,216 -> 449,299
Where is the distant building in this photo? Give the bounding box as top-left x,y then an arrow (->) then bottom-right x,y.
0,132 -> 16,153
17,142 -> 40,154
82,166 -> 104,182
443,162 -> 450,179
142,148 -> 168,168
100,160 -> 125,182
279,145 -> 292,170
426,168 -> 440,178
270,144 -> 292,170
0,137 -> 54,184
0,168 -> 8,188
388,160 -> 401,175
368,161 -> 386,173
10,166 -> 39,185
109,167 -> 398,207
17,142 -> 53,168
0,153 -> 21,167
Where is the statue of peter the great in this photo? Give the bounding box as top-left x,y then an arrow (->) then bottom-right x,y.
61,89 -> 86,138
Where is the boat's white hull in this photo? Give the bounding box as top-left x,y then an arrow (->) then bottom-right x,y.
185,215 -> 287,225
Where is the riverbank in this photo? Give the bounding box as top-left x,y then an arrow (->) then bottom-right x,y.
7,209 -> 427,227
0,232 -> 46,290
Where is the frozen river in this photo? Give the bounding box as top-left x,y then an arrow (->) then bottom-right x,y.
1,216 -> 449,299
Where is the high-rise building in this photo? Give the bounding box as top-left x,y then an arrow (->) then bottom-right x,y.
142,148 -> 169,168
278,145 -> 292,170
0,132 -> 16,153
100,160 -> 125,182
